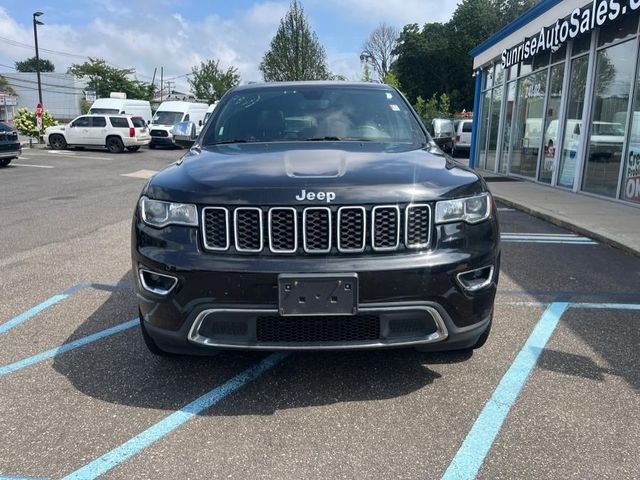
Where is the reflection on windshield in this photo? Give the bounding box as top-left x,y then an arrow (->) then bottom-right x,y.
592,122 -> 625,136
202,86 -> 427,146
89,108 -> 119,114
152,111 -> 184,125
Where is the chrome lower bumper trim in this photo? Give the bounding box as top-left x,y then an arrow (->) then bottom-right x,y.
187,305 -> 449,350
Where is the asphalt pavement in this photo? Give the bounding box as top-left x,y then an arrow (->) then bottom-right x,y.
0,147 -> 638,479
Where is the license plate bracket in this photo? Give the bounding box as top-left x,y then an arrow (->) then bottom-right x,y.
278,273 -> 358,316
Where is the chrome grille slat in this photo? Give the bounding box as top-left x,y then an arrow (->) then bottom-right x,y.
234,207 -> 263,252
371,205 -> 400,251
405,204 -> 432,249
303,207 -> 332,253
202,207 -> 229,251
202,204 -> 432,254
268,207 -> 298,253
337,206 -> 366,253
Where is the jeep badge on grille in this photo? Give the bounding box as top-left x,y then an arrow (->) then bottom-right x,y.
295,189 -> 336,203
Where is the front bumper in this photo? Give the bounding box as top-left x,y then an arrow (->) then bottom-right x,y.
132,214 -> 500,353
149,136 -> 175,147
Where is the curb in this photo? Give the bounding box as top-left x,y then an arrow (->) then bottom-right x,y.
493,195 -> 640,258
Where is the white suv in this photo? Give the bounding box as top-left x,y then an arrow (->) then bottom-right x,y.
44,114 -> 151,153
453,119 -> 473,157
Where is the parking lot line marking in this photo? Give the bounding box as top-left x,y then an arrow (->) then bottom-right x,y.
0,319 -> 138,378
11,163 -> 55,169
441,302 -> 569,480
570,303 -> 640,310
61,352 -> 289,480
0,284 -> 89,336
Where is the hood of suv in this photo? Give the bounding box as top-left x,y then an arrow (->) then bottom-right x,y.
144,143 -> 484,205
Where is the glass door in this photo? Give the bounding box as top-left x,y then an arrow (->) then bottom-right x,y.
539,63 -> 565,184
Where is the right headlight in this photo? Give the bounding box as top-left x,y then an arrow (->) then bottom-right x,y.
139,196 -> 198,228
435,193 -> 492,224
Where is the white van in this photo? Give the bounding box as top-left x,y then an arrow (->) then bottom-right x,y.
88,96 -> 152,125
196,102 -> 218,135
149,101 -> 209,148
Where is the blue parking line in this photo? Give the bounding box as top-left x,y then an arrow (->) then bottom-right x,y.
0,319 -> 138,377
441,302 -> 569,480
0,284 -> 89,336
570,303 -> 640,310
61,352 -> 289,480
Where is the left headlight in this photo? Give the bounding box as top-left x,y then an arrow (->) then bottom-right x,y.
435,193 -> 492,224
139,196 -> 198,228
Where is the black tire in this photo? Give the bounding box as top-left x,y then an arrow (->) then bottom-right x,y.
126,146 -> 141,152
0,158 -> 12,167
139,313 -> 174,357
106,136 -> 125,154
49,134 -> 67,150
149,143 -> 156,149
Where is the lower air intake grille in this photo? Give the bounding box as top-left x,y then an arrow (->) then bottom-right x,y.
256,314 -> 380,343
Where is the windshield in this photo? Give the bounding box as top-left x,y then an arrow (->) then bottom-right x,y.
592,122 -> 625,136
89,108 -> 119,115
152,111 -> 184,125
202,85 -> 427,146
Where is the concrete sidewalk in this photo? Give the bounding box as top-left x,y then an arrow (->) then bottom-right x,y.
483,174 -> 640,256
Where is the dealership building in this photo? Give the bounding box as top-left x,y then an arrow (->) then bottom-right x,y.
470,0 -> 640,206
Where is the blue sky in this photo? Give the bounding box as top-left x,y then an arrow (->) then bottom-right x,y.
0,0 -> 460,89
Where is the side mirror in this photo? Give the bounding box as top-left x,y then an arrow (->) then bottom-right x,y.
199,120 -> 203,126
171,121 -> 196,148
147,120 -> 151,125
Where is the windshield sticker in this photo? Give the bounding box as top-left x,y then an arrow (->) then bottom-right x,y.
385,92 -> 393,99
389,104 -> 400,112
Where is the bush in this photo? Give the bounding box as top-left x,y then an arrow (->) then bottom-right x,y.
12,107 -> 58,138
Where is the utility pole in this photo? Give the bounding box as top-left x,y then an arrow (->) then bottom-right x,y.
160,66 -> 163,102
165,81 -> 174,99
32,11 -> 44,106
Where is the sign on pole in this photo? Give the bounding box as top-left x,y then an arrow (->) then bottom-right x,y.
36,116 -> 43,131
36,103 -> 43,118
85,90 -> 96,103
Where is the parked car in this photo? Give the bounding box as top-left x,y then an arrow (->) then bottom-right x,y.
132,81 -> 500,357
431,118 -> 455,153
453,119 -> 473,156
149,101 -> 209,148
88,95 -> 152,125
44,114 -> 150,153
196,102 -> 218,136
0,120 -> 21,167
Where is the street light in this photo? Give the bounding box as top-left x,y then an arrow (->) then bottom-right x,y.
33,11 -> 44,106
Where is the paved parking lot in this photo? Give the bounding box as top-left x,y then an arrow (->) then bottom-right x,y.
1,147 -> 638,479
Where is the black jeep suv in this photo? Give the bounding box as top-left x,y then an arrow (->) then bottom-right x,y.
0,121 -> 21,167
132,82 -> 500,356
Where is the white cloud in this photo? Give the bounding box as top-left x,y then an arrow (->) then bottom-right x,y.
316,0 -> 459,26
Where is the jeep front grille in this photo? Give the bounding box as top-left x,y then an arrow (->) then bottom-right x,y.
202,204 -> 432,255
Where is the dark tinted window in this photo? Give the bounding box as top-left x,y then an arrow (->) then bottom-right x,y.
204,85 -> 426,145
71,117 -> 90,127
91,117 -> 106,127
184,114 -> 190,121
131,117 -> 146,128
110,117 -> 129,128
0,121 -> 14,132
462,122 -> 473,132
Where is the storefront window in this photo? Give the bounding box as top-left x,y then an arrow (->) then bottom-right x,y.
510,70 -> 548,177
499,82 -> 517,174
539,63 -> 565,184
622,45 -> 640,203
486,85 -> 503,171
583,40 -> 635,197
558,55 -> 589,188
551,44 -> 567,64
477,89 -> 491,167
597,12 -> 638,49
494,63 -> 504,86
572,32 -> 592,57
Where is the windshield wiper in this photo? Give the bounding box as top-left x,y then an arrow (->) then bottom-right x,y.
211,139 -> 251,145
304,136 -> 342,141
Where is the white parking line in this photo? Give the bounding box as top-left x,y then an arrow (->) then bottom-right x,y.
121,169 -> 157,179
11,163 -> 54,169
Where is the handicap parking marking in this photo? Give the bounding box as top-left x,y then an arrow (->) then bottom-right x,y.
120,169 -> 158,179
441,301 -> 640,480
0,319 -> 138,378
61,352 -> 289,480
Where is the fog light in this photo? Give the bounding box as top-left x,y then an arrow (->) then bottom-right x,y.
456,265 -> 494,292
139,268 -> 178,295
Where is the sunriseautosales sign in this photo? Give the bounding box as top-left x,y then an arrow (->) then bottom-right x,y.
502,0 -> 640,68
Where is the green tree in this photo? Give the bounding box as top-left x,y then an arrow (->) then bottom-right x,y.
361,63 -> 373,82
13,107 -> 57,138
15,56 -> 55,72
260,0 -> 331,81
0,74 -> 16,95
188,59 -> 240,103
383,71 -> 401,90
67,58 -> 154,100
